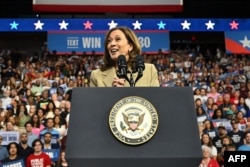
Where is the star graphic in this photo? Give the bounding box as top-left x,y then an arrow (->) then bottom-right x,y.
239,36 -> 250,48
59,20 -> 69,30
205,20 -> 215,30
10,21 -> 19,30
108,20 -> 118,29
83,20 -> 93,30
132,20 -> 142,30
230,20 -> 239,30
181,20 -> 191,30
34,20 -> 44,30
157,21 -> 166,29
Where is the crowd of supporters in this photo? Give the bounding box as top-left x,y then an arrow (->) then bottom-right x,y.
0,45 -> 249,166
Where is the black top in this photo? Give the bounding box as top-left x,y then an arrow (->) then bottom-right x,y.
19,145 -> 34,160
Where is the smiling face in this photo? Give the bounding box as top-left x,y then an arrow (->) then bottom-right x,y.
106,29 -> 133,62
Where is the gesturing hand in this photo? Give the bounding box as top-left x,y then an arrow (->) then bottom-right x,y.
112,77 -> 126,87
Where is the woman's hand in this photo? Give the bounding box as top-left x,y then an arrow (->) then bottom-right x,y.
112,77 -> 126,87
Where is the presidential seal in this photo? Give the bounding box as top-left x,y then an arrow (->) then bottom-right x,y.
109,96 -> 158,145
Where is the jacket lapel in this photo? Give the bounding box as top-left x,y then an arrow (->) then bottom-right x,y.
103,67 -> 117,87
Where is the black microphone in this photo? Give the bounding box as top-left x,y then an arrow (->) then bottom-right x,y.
135,55 -> 145,74
117,55 -> 127,77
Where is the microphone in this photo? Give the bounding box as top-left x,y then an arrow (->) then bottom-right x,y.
135,55 -> 145,74
134,55 -> 145,85
117,55 -> 127,77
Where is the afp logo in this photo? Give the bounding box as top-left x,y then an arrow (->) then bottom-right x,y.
224,151 -> 250,167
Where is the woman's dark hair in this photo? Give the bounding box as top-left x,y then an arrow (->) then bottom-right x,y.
102,26 -> 141,71
7,142 -> 20,155
193,88 -> 200,95
201,133 -> 214,147
46,101 -> 56,112
65,89 -> 72,101
53,115 -> 65,128
36,108 -> 46,116
203,119 -> 215,130
196,106 -> 206,116
212,109 -> 224,119
16,103 -> 29,117
30,113 -> 41,128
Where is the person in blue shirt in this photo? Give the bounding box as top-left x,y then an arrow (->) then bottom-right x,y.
238,131 -> 250,151
0,135 -> 8,161
39,118 -> 60,147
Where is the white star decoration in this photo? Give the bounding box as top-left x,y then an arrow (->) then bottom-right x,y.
34,20 -> 44,30
205,20 -> 215,30
181,20 -> 191,30
108,20 -> 118,29
239,36 -> 250,48
59,20 -> 69,30
132,20 -> 142,30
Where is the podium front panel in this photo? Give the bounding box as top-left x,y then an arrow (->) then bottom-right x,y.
66,87 -> 202,167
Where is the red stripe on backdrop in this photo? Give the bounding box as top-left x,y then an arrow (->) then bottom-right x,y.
225,38 -> 250,54
33,5 -> 183,13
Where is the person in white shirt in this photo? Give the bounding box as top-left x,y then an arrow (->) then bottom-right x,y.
1,90 -> 12,110
51,93 -> 60,108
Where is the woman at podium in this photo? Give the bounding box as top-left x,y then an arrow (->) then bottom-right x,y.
89,26 -> 159,87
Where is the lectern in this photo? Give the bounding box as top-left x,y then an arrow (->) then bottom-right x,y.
66,87 -> 202,167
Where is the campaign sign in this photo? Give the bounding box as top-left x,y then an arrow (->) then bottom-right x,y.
197,114 -> 208,124
1,159 -> 25,167
224,151 -> 250,167
43,149 -> 60,162
0,131 -> 19,146
212,119 -> 232,132
48,30 -> 170,54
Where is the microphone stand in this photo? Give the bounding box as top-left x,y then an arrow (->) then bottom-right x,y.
128,70 -> 142,87
127,67 -> 143,87
117,66 -> 143,87
116,70 -> 134,87
128,71 -> 135,87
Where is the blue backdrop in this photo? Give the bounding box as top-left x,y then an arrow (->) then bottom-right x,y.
48,30 -> 170,54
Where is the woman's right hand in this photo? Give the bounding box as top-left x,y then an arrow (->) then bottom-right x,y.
112,77 -> 126,87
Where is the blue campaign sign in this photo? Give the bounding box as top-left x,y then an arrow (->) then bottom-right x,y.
1,159 -> 25,167
43,149 -> 60,162
48,30 -> 169,54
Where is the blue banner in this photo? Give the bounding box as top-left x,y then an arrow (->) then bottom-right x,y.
43,149 -> 60,162
1,159 -> 25,167
0,18 -> 249,31
48,30 -> 170,54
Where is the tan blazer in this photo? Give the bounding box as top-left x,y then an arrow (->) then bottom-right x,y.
89,63 -> 159,87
